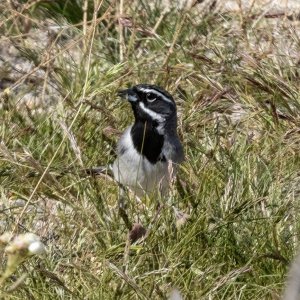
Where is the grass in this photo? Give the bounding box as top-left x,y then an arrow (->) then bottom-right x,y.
1,0 -> 300,299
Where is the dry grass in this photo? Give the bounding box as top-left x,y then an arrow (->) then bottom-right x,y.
1,0 -> 300,299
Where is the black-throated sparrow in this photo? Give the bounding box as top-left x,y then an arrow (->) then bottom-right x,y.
113,84 -> 184,197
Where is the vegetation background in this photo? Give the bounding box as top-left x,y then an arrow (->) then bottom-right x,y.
1,0 -> 300,299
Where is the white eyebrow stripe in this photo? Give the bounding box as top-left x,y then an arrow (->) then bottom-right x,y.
138,87 -> 173,104
139,102 -> 165,123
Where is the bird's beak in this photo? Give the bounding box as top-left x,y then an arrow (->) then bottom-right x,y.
117,88 -> 138,102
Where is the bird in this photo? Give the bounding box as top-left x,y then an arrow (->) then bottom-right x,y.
112,84 -> 184,198
283,252 -> 300,300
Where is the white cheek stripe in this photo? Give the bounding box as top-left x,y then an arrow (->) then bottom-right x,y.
139,102 -> 165,123
138,88 -> 173,104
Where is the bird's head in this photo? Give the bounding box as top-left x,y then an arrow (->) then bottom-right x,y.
118,84 -> 177,127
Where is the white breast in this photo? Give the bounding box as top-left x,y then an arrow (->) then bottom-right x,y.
112,126 -> 169,197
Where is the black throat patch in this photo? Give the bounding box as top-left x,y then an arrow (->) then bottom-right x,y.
130,121 -> 165,164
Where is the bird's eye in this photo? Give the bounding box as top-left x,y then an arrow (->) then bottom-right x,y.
146,93 -> 157,103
